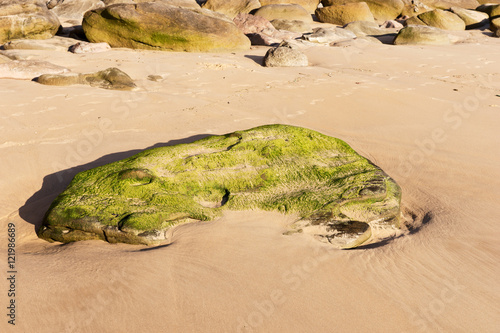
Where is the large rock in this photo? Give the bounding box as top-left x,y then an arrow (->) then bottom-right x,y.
0,60 -> 69,79
271,19 -> 312,33
393,24 -> 452,44
50,0 -> 104,22
490,5 -> 500,36
450,7 -> 488,29
259,0 -> 321,13
344,20 -> 398,36
253,4 -> 313,22
315,2 -> 375,25
38,125 -> 402,249
417,9 -> 466,30
234,12 -> 276,34
82,3 -> 251,52
233,13 -> 302,45
344,20 -> 399,43
263,41 -> 308,66
401,0 -> 480,17
0,0 -> 61,43
35,67 -> 136,90
321,0 -> 404,21
202,0 -> 261,18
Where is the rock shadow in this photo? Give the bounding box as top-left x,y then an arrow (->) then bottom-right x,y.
19,134 -> 211,233
244,54 -> 265,66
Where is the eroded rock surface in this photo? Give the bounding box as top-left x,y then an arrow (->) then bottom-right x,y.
35,67 -> 136,90
39,125 -> 402,249
0,0 -> 61,43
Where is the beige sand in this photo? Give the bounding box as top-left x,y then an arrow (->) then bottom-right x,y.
1,32 -> 499,332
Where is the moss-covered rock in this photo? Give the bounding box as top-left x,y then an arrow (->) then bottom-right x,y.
0,0 -> 61,43
82,3 -> 251,52
39,125 -> 401,249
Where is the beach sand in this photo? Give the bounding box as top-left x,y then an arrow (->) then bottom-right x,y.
1,31 -> 499,332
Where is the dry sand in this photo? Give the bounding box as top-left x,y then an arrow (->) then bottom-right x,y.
1,31 -> 499,332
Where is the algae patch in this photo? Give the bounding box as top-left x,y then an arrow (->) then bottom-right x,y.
38,125 -> 402,248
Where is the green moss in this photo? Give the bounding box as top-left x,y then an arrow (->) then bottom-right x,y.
39,125 -> 401,247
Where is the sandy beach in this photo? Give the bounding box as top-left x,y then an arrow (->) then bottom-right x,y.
1,27 -> 500,332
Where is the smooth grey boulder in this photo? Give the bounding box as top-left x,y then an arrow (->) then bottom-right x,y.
263,41 -> 308,67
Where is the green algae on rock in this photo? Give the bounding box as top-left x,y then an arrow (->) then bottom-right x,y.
38,125 -> 401,249
82,2 -> 251,52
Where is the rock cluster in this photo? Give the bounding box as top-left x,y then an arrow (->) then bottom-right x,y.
0,0 -> 498,57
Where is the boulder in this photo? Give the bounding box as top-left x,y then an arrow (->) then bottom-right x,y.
246,30 -> 302,45
344,20 -> 397,35
38,124 -> 401,249
0,36 -> 76,51
401,0 -> 480,17
35,67 -> 136,90
393,24 -> 452,45
263,41 -> 308,66
253,4 -> 313,23
50,0 -> 104,22
259,0 -> 321,13
302,26 -> 356,43
418,9 -> 466,30
69,42 -> 111,53
202,0 -> 261,18
0,60 -> 69,79
315,2 -> 375,25
476,4 -> 499,16
234,12 -> 276,34
82,3 -> 251,52
104,0 -> 200,7
271,19 -> 312,33
405,15 -> 427,26
0,0 -> 61,43
450,7 -> 488,29
233,13 -> 302,45
321,0 -> 404,21
490,5 -> 500,36
343,20 -> 399,43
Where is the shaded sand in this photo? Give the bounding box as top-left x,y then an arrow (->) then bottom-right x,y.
1,33 -> 500,332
